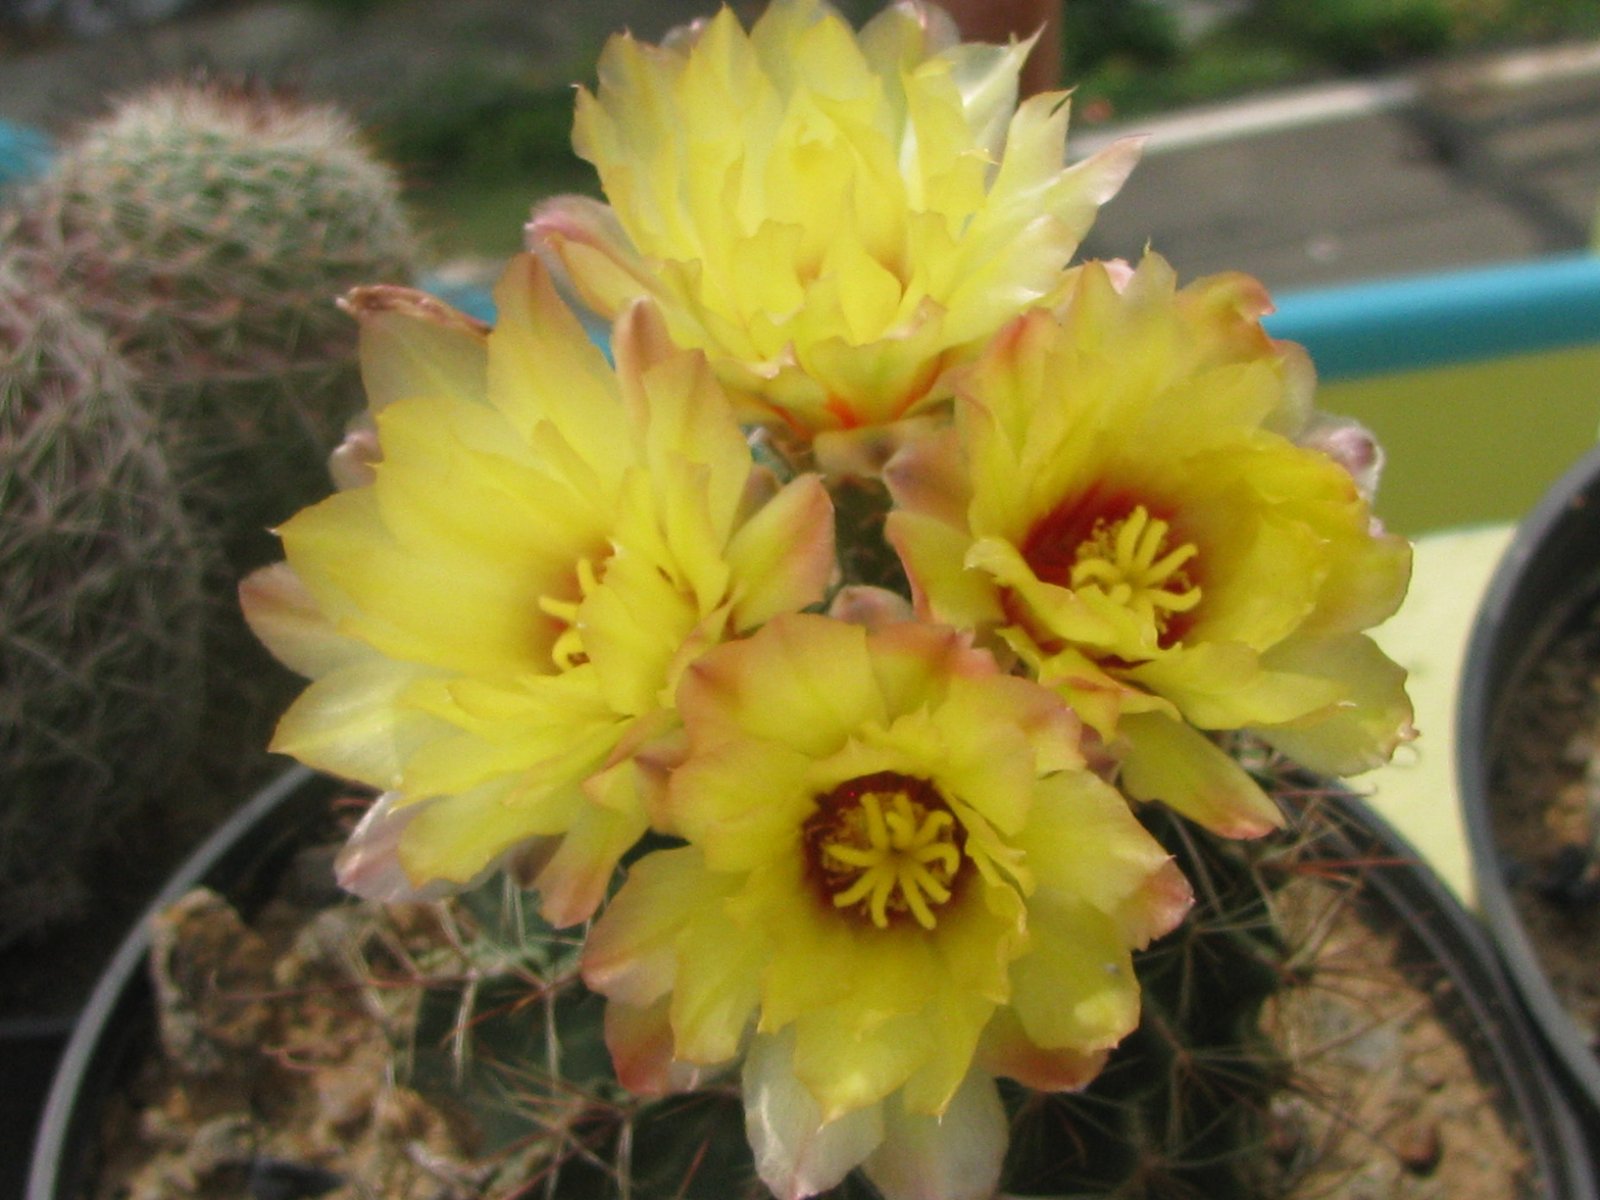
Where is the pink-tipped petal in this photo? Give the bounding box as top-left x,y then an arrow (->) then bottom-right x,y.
527,194 -> 659,320
336,793 -> 472,902
339,284 -> 489,417
604,996 -> 722,1097
827,586 -> 915,629
531,792 -> 650,928
239,563 -> 366,679
582,846 -> 705,1008
1118,712 -> 1286,838
725,475 -> 837,631
977,1007 -> 1109,1093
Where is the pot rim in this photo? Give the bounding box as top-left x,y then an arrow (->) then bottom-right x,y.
1458,440 -> 1600,1136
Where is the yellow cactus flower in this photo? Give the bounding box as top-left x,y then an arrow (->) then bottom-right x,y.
529,0 -> 1140,440
886,254 -> 1414,838
240,255 -> 834,926
582,614 -> 1191,1200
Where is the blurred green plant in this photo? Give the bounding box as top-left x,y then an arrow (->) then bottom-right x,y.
1253,0 -> 1455,70
377,69 -> 597,259
1062,0 -> 1600,123
1061,0 -> 1185,81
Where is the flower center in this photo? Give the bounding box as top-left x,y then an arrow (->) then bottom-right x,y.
537,557 -> 600,671
1069,505 -> 1200,636
1021,497 -> 1201,649
802,772 -> 964,930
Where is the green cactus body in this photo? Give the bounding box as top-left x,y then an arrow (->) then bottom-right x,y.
0,240 -> 207,947
5,80 -> 419,807
17,78 -> 418,574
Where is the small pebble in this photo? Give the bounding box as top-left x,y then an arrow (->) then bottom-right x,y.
1394,1117 -> 1441,1175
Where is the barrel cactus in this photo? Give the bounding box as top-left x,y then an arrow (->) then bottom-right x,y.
14,76 -> 418,575
0,239 -> 207,947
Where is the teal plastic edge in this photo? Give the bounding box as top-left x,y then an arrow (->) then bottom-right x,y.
1265,253 -> 1600,382
431,256 -> 1600,384
411,274 -> 616,357
0,118 -> 52,189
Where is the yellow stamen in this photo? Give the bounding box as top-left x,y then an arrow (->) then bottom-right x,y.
538,558 -> 601,671
1070,505 -> 1200,636
820,791 -> 962,930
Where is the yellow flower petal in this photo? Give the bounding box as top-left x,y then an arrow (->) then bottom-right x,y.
677,613 -> 886,758
888,253 -> 1413,816
976,1006 -> 1109,1092
885,509 -> 1003,628
530,0 -> 1133,435
253,255 -> 830,923
530,195 -> 662,320
398,774 -> 581,888
268,658 -> 441,790
743,1029 -> 887,1200
725,474 -> 838,631
792,1006 -> 934,1119
670,904 -> 766,1065
582,845 -> 705,1007
1008,890 -> 1142,1053
239,563 -> 367,679
588,615 -> 1183,1144
862,1071 -> 1007,1200
1118,711 -> 1285,838
338,284 -> 489,416
529,759 -> 653,928
1018,771 -> 1192,945
1255,634 -> 1416,776
488,254 -> 626,469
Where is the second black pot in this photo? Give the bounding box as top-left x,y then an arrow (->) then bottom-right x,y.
1459,440 -> 1600,1150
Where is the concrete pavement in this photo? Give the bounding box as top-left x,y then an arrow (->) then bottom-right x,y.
1076,41 -> 1600,293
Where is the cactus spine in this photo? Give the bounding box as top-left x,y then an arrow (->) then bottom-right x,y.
0,237 -> 208,947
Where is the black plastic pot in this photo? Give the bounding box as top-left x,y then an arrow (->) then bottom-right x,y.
26,767 -> 1598,1199
1460,440 -> 1600,1149
1,1014 -> 73,1200
25,765 -> 338,1200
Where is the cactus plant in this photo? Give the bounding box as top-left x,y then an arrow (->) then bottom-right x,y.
0,237 -> 208,948
13,76 -> 418,575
